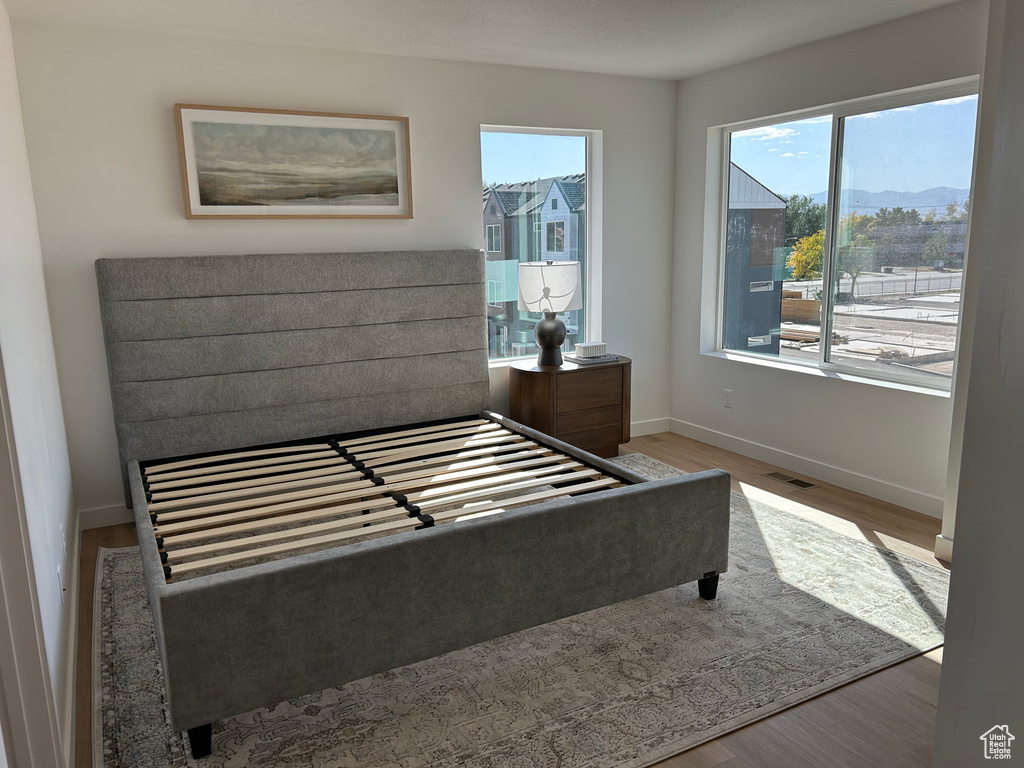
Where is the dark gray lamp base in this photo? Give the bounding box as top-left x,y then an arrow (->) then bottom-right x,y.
535,311 -> 566,368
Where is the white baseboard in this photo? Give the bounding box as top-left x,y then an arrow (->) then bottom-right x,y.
629,418 -> 671,437
934,534 -> 953,563
80,504 -> 133,530
668,418 -> 944,518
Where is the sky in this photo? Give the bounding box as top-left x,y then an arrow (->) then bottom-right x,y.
729,95 -> 979,198
481,132 -> 586,185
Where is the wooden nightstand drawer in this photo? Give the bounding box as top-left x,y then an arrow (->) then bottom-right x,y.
555,368 -> 622,413
557,423 -> 623,450
556,405 -> 622,435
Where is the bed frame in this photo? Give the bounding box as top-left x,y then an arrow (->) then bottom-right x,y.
96,249 -> 731,759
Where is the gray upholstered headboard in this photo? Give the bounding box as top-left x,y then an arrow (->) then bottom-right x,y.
96,250 -> 490,503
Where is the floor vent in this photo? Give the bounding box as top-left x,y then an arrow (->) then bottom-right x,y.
764,472 -> 816,489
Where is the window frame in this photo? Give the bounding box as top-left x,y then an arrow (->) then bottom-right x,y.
485,223 -> 502,253
546,220 -> 566,253
708,76 -> 980,394
481,124 -> 603,365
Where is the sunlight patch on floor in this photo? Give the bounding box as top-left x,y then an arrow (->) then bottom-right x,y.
740,481 -> 946,648
737,482 -> 872,543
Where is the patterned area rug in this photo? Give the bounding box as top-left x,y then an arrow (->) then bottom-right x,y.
94,454 -> 949,767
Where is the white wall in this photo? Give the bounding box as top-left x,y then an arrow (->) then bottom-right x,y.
0,0 -> 76,761
10,22 -> 678,517
671,0 -> 988,515
935,0 -> 1024,761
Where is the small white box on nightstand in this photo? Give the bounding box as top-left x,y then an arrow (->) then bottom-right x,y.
574,342 -> 607,358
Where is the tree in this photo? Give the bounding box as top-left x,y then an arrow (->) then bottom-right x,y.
783,194 -> 827,246
943,198 -> 969,222
835,212 -> 874,299
787,229 -> 825,280
874,207 -> 922,227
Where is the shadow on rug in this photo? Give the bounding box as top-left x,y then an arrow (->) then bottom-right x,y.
95,454 -> 948,767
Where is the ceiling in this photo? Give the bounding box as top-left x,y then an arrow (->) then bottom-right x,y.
6,0 -> 963,80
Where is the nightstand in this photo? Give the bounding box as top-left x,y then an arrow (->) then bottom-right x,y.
508,356 -> 631,458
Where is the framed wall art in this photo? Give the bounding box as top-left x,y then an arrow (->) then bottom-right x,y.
175,104 -> 412,219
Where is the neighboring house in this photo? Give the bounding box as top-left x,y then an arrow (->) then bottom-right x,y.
481,175 -> 587,357
722,163 -> 786,356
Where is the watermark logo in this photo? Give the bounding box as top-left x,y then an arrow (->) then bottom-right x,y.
981,725 -> 1015,760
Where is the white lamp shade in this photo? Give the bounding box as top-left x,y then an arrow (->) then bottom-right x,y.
517,261 -> 583,313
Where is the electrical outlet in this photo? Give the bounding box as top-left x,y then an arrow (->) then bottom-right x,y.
723,389 -> 733,409
57,566 -> 64,605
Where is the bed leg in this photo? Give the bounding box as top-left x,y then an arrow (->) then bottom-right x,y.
187,723 -> 212,758
698,573 -> 719,600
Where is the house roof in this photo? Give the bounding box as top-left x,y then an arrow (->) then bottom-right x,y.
484,174 -> 588,217
728,163 -> 786,210
555,175 -> 587,211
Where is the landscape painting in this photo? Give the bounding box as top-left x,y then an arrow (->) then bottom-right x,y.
176,105 -> 412,218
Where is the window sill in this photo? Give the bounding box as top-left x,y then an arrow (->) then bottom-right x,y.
488,355 -> 535,370
702,349 -> 952,398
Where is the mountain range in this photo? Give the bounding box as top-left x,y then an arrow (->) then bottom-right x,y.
806,186 -> 970,214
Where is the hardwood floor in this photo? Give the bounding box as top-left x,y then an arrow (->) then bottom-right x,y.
76,522 -> 137,768
75,432 -> 946,768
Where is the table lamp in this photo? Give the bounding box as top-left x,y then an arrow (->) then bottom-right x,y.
517,260 -> 582,367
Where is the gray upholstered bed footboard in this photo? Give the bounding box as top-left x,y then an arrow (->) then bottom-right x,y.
130,459 -> 730,732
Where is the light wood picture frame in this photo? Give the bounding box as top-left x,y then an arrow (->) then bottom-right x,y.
175,104 -> 413,219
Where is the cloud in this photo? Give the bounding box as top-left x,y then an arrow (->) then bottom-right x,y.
781,152 -> 796,157
734,125 -> 799,141
933,94 -> 978,106
849,111 -> 882,120
768,148 -> 780,152
793,115 -> 832,125
798,151 -> 809,155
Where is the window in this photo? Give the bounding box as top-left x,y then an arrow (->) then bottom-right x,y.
547,221 -> 565,252
486,224 -> 501,253
717,83 -> 978,388
487,279 -> 503,308
490,204 -> 496,215
481,129 -> 595,361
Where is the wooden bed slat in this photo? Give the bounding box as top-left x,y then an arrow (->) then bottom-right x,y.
381,450 -> 557,486
166,475 -> 618,578
156,450 -> 560,519
159,496 -> 403,547
148,466 -> 360,509
339,422 -> 500,454
353,431 -> 522,462
145,442 -> 332,475
152,474 -> 382,521
427,476 -> 621,523
157,459 -> 589,543
145,456 -> 351,491
388,460 -> 581,501
164,503 -> 417,559
156,456 -> 580,529
366,441 -> 539,473
144,448 -> 340,482
163,461 -> 601,560
333,417 -> 487,448
412,467 -> 600,509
